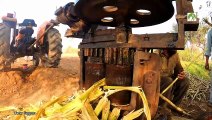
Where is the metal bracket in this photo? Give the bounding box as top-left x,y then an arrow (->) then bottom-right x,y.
144,34 -> 150,41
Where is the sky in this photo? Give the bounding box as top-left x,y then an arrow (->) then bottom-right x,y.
0,0 -> 212,48
0,0 -> 77,49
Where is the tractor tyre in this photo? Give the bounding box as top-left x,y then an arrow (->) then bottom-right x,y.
41,28 -> 62,68
33,54 -> 40,67
0,23 -> 11,70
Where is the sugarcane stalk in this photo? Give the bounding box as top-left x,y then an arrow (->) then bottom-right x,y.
102,100 -> 110,120
94,96 -> 108,116
122,108 -> 144,120
161,78 -> 178,94
32,96 -> 66,120
159,94 -> 190,117
104,86 -> 151,120
108,108 -> 121,120
84,100 -> 99,120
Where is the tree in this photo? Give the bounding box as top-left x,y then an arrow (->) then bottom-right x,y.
171,19 -> 210,59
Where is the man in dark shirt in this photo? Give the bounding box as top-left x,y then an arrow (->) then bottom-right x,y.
158,49 -> 190,119
159,50 -> 189,105
19,26 -> 34,37
15,24 -> 34,54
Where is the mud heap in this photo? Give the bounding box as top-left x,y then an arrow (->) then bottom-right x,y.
0,67 -> 79,107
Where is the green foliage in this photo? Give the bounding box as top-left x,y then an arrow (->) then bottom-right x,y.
176,18 -> 212,81
181,61 -> 210,80
172,19 -> 210,47
178,49 -> 210,80
185,24 -> 209,49
178,49 -> 203,62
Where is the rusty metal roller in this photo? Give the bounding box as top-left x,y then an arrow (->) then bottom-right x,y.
74,0 -> 175,27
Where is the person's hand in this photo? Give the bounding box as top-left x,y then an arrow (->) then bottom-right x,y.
205,62 -> 210,70
50,19 -> 60,26
178,71 -> 185,80
203,18 -> 210,24
203,18 -> 209,23
15,36 -> 20,47
203,18 -> 212,27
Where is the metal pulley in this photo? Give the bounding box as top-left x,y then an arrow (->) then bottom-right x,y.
74,0 -> 174,27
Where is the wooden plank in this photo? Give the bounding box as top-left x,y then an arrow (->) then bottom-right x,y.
113,48 -> 117,64
94,29 -> 116,36
105,48 -> 109,63
116,27 -> 128,43
184,0 -> 194,13
177,19 -> 185,49
117,48 -> 123,65
79,33 -> 184,49
176,0 -> 184,15
129,51 -> 161,118
123,48 -> 130,65
82,35 -> 115,43
108,47 -> 113,64
81,29 -> 116,43
98,48 -> 103,57
128,33 -> 179,48
79,49 -> 85,89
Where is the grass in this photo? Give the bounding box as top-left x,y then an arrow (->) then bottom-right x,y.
181,61 -> 210,80
178,48 -> 211,80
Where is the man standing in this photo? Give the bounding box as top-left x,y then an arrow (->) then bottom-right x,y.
204,18 -> 212,106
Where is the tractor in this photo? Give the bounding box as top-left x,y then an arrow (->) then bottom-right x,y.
0,13 -> 62,70
55,0 -> 199,119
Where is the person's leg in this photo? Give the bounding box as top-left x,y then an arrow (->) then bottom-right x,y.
16,39 -> 25,54
158,76 -> 173,120
209,71 -> 212,105
159,76 -> 173,106
172,77 -> 189,106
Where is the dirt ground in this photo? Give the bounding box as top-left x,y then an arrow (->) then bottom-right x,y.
0,48 -> 80,107
0,48 -> 211,120
170,99 -> 212,120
